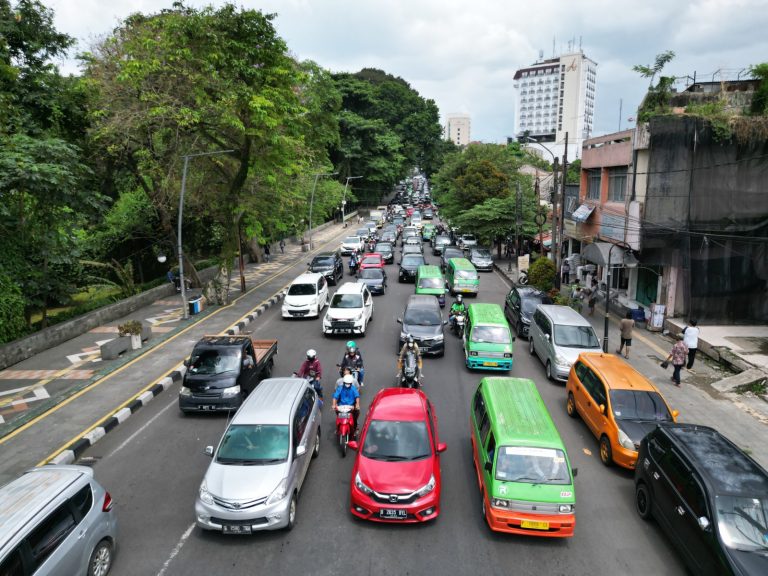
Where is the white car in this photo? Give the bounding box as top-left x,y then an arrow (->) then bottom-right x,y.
322,282 -> 374,336
282,273 -> 329,319
340,235 -> 364,256
458,234 -> 478,249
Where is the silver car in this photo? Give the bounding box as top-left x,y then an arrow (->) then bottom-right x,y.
195,377 -> 322,533
0,465 -> 118,576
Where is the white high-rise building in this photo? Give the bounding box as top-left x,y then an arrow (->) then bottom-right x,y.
513,50 -> 597,160
445,114 -> 471,146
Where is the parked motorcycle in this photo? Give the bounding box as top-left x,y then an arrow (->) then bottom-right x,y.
518,269 -> 529,285
399,351 -> 421,389
335,405 -> 355,458
451,312 -> 466,338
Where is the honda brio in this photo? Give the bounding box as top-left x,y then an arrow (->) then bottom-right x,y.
348,388 -> 446,522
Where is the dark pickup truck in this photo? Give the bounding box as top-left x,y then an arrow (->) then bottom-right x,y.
179,336 -> 278,413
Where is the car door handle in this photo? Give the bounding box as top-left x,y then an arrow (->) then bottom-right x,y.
78,528 -> 88,539
653,472 -> 660,480
676,506 -> 685,516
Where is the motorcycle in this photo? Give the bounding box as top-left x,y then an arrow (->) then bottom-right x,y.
292,371 -> 323,399
518,269 -> 529,285
399,351 -> 421,389
451,312 -> 466,338
366,240 -> 376,253
335,405 -> 355,458
349,256 -> 359,275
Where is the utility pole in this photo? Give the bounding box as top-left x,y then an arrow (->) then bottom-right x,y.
514,181 -> 521,256
551,157 -> 559,262
555,132 -> 569,289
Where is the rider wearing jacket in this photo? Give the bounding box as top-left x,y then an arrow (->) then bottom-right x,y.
332,374 -> 360,432
397,335 -> 423,375
297,349 -> 323,397
449,294 -> 467,328
338,340 -> 365,386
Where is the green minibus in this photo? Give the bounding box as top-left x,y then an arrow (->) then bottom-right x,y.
464,303 -> 513,371
470,377 -> 577,537
415,265 -> 447,307
446,257 -> 479,295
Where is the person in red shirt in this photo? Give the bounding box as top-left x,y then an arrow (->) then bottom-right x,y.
297,349 -> 323,397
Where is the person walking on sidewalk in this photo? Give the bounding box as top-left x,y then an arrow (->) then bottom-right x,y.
264,244 -> 271,263
279,238 -> 285,254
682,319 -> 700,370
587,280 -> 598,316
616,311 -> 635,359
561,261 -> 571,285
665,339 -> 689,386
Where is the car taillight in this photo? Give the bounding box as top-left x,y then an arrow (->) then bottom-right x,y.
102,491 -> 114,512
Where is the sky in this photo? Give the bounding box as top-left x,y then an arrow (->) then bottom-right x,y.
47,0 -> 768,144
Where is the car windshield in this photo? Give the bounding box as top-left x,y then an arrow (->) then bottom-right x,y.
495,446 -> 571,485
312,257 -> 334,266
359,269 -> 383,280
331,293 -> 363,308
471,325 -> 511,344
361,257 -> 380,265
444,251 -> 463,260
715,494 -> 768,551
609,390 -> 672,421
287,283 -> 316,296
404,306 -> 441,326
375,243 -> 392,252
362,420 -> 431,461
418,278 -> 443,289
554,325 -> 600,348
521,297 -> 546,315
344,236 -> 361,244
472,249 -> 491,259
402,256 -> 424,267
435,236 -> 450,245
216,424 -> 289,464
356,229 -> 369,237
189,349 -> 241,375
456,270 -> 478,280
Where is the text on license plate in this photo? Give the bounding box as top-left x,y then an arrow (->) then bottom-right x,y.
520,520 -> 549,530
198,405 -> 217,410
379,509 -> 407,519
483,362 -> 498,367
222,524 -> 252,534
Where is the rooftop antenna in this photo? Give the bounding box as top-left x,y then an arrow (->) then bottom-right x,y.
552,36 -> 556,58
579,36 -> 583,52
538,49 -> 544,61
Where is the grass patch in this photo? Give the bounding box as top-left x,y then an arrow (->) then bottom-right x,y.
735,379 -> 767,395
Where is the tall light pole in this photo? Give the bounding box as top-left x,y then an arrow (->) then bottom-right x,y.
342,176 -> 363,226
524,136 -> 558,256
178,149 -> 234,319
308,172 -> 338,250
603,241 -> 637,352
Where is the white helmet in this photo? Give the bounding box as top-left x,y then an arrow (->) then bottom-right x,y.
306,349 -> 317,360
343,374 -> 354,386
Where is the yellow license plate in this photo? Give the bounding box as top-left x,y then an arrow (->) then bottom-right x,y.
483,361 -> 498,367
520,520 -> 550,530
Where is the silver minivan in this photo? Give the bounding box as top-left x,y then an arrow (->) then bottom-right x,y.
528,304 -> 602,381
195,377 -> 322,533
0,465 -> 117,576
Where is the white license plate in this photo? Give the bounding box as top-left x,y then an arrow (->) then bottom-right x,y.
379,509 -> 408,520
198,405 -> 217,410
222,524 -> 252,534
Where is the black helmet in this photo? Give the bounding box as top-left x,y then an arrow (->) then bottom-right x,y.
456,294 -> 463,303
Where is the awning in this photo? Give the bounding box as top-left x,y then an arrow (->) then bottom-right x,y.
570,203 -> 596,223
582,242 -> 638,266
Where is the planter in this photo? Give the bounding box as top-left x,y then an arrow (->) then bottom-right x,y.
130,334 -> 142,350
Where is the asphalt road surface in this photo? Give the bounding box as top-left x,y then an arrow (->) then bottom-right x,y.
80,246 -> 687,576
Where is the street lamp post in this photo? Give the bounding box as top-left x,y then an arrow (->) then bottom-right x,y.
524,136 -> 558,264
308,172 -> 338,250
342,175 -> 363,226
603,241 -> 637,352
178,149 -> 234,319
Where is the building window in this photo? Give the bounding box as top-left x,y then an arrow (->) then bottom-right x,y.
587,169 -> 601,200
608,167 -> 628,202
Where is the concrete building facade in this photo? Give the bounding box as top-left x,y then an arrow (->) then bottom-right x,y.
445,114 -> 471,146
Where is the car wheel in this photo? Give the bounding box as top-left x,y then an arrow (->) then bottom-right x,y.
516,322 -> 524,338
600,435 -> 613,467
312,428 -> 321,459
545,361 -> 553,381
635,482 -> 653,520
566,393 -> 578,418
528,337 -> 535,355
87,540 -> 113,576
285,493 -> 297,531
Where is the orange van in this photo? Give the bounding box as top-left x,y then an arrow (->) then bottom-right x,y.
565,352 -> 679,470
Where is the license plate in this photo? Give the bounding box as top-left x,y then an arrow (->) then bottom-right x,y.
222,524 -> 252,535
379,509 -> 407,520
520,520 -> 550,530
198,405 -> 217,410
483,362 -> 498,367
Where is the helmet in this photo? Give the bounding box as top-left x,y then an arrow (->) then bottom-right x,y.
406,334 -> 415,348
306,349 -> 317,360
346,340 -> 357,354
343,374 -> 354,386
456,294 -> 463,303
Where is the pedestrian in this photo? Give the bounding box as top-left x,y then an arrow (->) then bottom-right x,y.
665,338 -> 689,386
264,243 -> 271,263
561,261 -> 571,285
587,281 -> 598,316
616,311 -> 635,359
682,319 -> 699,370
279,238 -> 285,254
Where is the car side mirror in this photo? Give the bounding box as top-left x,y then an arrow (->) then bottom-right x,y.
697,516 -> 711,531
599,404 -> 606,414
204,446 -> 214,457
397,318 -> 403,324
572,467 -> 578,477
437,442 -> 447,453
484,461 -> 492,473
295,445 -> 307,457
672,409 -> 680,419
545,333 -> 551,341
183,359 -> 189,367
348,440 -> 359,451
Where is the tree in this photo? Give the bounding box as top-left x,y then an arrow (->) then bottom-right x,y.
749,63 -> 768,115
634,51 -> 676,122
528,257 -> 556,292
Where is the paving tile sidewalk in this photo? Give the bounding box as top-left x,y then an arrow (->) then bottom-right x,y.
0,222 -> 351,483
494,257 -> 768,469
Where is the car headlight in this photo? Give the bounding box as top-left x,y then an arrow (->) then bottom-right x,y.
618,428 -> 635,450
266,478 -> 288,506
492,498 -> 510,509
199,479 -> 214,505
180,386 -> 192,397
355,472 -> 374,495
503,353 -> 512,358
221,385 -> 241,398
555,353 -> 569,368
558,504 -> 574,513
415,474 -> 436,498
470,351 -> 478,356
354,312 -> 364,321
434,334 -> 444,342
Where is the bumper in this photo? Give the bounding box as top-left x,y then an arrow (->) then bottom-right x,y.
554,365 -> 571,382
519,322 -> 530,337
612,443 -> 639,470
179,393 -> 242,413
466,357 -> 513,371
324,323 -> 365,335
340,248 -> 357,256
350,487 -> 440,523
399,270 -> 417,282
400,337 -> 445,356
282,305 -> 319,318
452,284 -> 479,294
195,496 -> 291,532
485,504 -> 575,538
474,264 -> 494,272
368,284 -> 386,295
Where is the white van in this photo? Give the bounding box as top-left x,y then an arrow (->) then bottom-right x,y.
528,304 -> 602,381
282,272 -> 329,319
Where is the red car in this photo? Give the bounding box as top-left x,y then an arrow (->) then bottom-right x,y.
348,388 -> 446,523
358,253 -> 384,270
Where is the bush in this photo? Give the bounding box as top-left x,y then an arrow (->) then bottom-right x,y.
528,258 -> 556,292
117,320 -> 143,336
0,272 -> 28,344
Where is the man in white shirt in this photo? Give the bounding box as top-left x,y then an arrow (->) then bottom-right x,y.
682,319 -> 700,370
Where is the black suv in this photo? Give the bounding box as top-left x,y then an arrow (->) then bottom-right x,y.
308,251 -> 343,285
504,286 -> 553,338
398,254 -> 425,283
635,423 -> 768,576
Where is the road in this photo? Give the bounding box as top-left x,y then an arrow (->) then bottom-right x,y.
79,242 -> 687,576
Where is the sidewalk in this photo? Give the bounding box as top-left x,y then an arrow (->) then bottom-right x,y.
0,221 -> 352,484
494,257 -> 768,469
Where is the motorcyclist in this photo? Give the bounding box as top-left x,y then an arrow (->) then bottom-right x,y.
297,349 -> 323,397
335,366 -> 359,390
449,294 -> 467,330
349,250 -> 359,274
332,374 -> 360,433
338,340 -> 365,387
397,335 -> 423,382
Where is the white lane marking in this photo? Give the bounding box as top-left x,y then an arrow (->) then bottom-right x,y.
106,398 -> 176,459
156,522 -> 196,576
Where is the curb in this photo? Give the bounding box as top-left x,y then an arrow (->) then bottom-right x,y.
226,292 -> 286,335
493,263 -> 516,288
